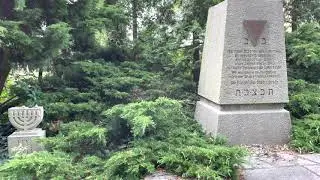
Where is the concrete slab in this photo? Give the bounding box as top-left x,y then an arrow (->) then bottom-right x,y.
244,166 -> 320,180
243,156 -> 273,169
304,165 -> 320,176
299,154 -> 320,164
260,153 -> 317,167
297,158 -> 319,166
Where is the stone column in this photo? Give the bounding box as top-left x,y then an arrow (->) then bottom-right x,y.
195,0 -> 291,145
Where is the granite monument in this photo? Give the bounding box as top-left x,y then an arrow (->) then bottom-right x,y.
195,0 -> 291,145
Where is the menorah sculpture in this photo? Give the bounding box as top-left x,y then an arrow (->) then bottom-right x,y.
7,106 -> 46,156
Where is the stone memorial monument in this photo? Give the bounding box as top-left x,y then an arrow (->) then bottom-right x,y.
7,106 -> 45,156
195,0 -> 291,145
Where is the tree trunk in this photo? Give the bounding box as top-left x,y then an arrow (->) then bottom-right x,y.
0,96 -> 20,114
38,66 -> 43,87
132,0 -> 138,41
291,0 -> 299,31
0,0 -> 14,97
192,32 -> 201,83
0,0 -> 15,19
132,0 -> 138,60
0,48 -> 10,97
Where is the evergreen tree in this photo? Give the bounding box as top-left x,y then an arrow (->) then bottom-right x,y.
0,0 -> 72,93
284,0 -> 320,31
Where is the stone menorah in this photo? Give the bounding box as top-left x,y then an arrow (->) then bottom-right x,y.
8,106 -> 44,131
7,106 -> 45,156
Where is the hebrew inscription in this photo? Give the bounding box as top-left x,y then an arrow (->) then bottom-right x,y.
17,138 -> 33,153
227,49 -> 282,97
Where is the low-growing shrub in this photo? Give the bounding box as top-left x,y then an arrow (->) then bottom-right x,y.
287,80 -> 320,118
102,97 -> 200,148
103,97 -> 188,138
102,98 -> 247,179
102,135 -> 245,179
291,114 -> 320,153
0,98 -> 247,179
79,156 -> 106,179
103,147 -> 156,179
44,101 -> 105,123
41,121 -> 107,157
0,151 -> 81,179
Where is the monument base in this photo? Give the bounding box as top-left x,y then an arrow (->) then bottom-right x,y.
195,99 -> 291,145
8,128 -> 46,157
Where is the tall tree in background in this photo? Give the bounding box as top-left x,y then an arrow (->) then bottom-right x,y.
68,0 -> 127,52
131,0 -> 138,60
0,0 -> 128,96
0,0 -> 14,95
284,0 -> 320,31
118,0 -> 224,84
176,0 -> 222,82
0,0 -> 72,90
116,0 -> 159,61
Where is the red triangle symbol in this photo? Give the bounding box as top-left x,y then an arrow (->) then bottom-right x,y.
243,20 -> 267,47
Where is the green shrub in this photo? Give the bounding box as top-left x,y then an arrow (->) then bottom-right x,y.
41,121 -> 107,156
102,97 -> 197,145
103,136 -> 245,180
0,151 -> 81,180
158,145 -> 244,179
10,80 -> 42,107
103,98 -> 178,134
9,61 -> 168,124
0,151 -> 112,180
103,147 -> 156,179
79,156 -> 106,179
65,61 -> 159,105
1,98 -> 246,180
0,78 -> 14,103
0,151 -> 108,179
288,80 -> 320,153
291,114 -> 320,153
44,101 -> 104,123
10,61 -> 196,127
287,80 -> 320,118
102,98 -> 247,179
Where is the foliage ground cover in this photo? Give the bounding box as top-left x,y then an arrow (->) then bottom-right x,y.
0,98 -> 246,179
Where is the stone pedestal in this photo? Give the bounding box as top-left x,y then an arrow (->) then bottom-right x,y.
195,0 -> 291,145
195,99 -> 291,145
8,128 -> 46,156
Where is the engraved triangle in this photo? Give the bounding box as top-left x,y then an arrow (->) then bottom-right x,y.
243,20 -> 267,47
